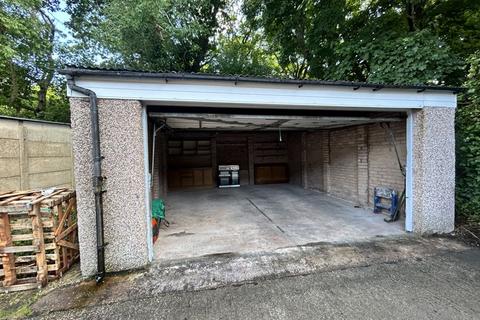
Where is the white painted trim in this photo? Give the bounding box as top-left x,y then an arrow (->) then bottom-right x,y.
142,105 -> 153,261
405,110 -> 414,232
67,77 -> 457,111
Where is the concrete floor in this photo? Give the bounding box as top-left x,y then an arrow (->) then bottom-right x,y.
154,184 -> 404,261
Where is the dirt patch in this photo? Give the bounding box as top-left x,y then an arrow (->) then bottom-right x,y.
448,223 -> 480,248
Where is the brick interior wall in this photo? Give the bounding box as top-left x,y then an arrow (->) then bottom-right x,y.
303,120 -> 406,206
367,122 -> 406,205
328,127 -> 359,203
305,131 -> 324,191
287,132 -> 303,187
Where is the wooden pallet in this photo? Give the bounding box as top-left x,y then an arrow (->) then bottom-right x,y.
0,188 -> 78,292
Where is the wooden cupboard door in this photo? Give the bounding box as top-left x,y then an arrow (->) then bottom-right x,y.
203,168 -> 213,185
271,165 -> 287,181
254,164 -> 289,184
167,167 -> 214,190
180,170 -> 194,187
193,169 -> 204,186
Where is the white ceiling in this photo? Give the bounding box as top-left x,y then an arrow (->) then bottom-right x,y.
150,113 -> 402,131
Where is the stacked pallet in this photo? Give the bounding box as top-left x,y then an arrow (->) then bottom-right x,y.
0,188 -> 78,292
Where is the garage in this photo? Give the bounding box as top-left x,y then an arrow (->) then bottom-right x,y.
61,67 -> 456,277
148,107 -> 407,261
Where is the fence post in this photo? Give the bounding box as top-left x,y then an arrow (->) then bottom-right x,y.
18,121 -> 30,190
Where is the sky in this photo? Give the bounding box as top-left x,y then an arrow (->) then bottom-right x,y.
50,0 -> 73,42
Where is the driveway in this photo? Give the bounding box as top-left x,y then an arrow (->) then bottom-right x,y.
2,237 -> 478,319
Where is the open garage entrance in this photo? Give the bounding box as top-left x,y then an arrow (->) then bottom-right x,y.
63,67 -> 457,276
148,107 -> 407,261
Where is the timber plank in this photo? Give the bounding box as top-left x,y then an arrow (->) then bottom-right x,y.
30,188 -> 67,205
54,198 -> 74,236
32,203 -> 48,287
57,240 -> 79,251
12,232 -> 54,242
0,212 -> 16,286
0,245 -> 38,254
55,222 -> 77,242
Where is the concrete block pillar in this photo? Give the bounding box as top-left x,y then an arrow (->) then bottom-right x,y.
410,107 -> 455,234
301,132 -> 308,189
70,98 -> 150,276
152,133 -> 168,199
152,133 -> 162,199
248,136 -> 255,185
321,130 -> 330,193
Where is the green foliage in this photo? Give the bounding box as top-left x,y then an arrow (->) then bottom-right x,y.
0,84 -> 69,122
39,84 -> 70,123
243,0 -> 473,84
426,0 -> 480,60
0,0 -> 69,122
207,34 -> 280,76
329,29 -> 464,85
67,0 -> 228,72
456,52 -> 480,222
206,16 -> 281,76
243,0 -> 347,78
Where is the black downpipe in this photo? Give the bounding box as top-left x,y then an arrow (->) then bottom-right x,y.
66,76 -> 106,283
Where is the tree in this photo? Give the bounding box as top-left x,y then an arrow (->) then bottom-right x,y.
66,0 -> 228,72
328,29 -> 463,85
206,10 -> 281,77
243,0 -> 467,84
243,0 -> 347,79
0,0 -> 68,121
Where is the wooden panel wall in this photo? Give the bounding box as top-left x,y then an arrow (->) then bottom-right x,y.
0,118 -> 73,192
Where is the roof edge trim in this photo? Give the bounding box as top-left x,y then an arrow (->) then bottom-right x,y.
58,67 -> 464,93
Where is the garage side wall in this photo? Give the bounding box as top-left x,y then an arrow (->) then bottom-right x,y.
412,107 -> 455,233
71,98 -> 149,276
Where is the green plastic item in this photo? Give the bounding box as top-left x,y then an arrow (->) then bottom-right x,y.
152,198 -> 165,220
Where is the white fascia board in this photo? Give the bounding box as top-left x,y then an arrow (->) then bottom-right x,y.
67,76 -> 457,110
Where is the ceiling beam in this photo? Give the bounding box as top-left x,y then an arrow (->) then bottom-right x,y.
149,112 -> 402,122
166,116 -> 264,128
253,119 -> 289,131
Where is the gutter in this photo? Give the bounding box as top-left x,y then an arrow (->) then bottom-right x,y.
66,75 -> 106,283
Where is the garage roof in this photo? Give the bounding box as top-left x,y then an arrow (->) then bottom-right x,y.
59,66 -> 462,93
60,67 -> 459,110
